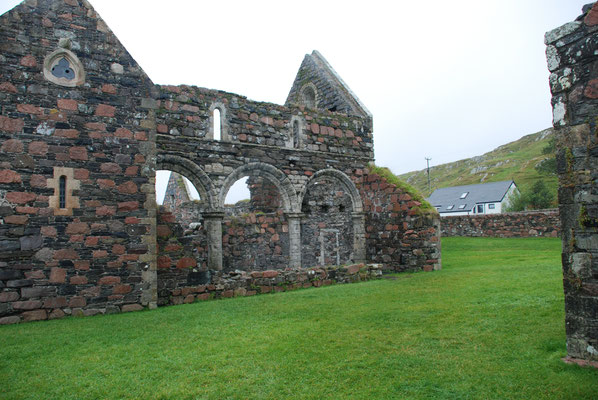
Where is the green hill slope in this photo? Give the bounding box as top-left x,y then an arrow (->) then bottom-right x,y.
398,128 -> 558,202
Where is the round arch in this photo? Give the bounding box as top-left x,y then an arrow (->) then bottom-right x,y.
299,168 -> 363,213
219,163 -> 299,212
156,154 -> 217,210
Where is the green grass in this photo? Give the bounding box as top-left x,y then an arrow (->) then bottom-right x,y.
1,237 -> 597,399
399,128 -> 558,199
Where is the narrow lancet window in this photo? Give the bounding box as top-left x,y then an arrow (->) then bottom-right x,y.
213,108 -> 221,141
293,120 -> 299,148
59,175 -> 67,208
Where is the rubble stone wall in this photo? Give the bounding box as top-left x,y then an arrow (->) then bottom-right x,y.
546,3 -> 598,362
441,210 -> 560,238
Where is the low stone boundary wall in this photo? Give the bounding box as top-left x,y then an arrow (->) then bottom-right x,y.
159,263 -> 382,306
441,209 -> 560,238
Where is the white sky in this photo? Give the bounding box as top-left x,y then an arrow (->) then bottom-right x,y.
0,0 -> 589,203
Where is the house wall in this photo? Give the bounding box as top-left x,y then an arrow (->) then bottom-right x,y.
546,3 -> 598,363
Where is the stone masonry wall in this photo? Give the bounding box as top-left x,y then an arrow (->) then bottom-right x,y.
0,0 -> 157,324
441,210 -> 560,238
546,3 -> 598,363
360,167 -> 441,273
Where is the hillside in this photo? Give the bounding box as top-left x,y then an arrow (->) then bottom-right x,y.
398,128 -> 558,201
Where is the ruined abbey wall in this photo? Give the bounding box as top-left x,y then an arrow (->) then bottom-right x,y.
0,0 -> 441,324
546,3 -> 598,363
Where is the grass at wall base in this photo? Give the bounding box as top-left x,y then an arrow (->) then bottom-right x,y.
1,237 -> 597,399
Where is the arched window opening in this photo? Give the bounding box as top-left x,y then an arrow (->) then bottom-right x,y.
213,108 -> 221,141
293,120 -> 299,148
301,86 -> 316,108
59,175 -> 67,209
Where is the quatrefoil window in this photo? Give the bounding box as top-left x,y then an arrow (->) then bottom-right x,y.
51,58 -> 75,80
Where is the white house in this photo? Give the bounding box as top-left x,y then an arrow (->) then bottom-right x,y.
426,181 -> 518,217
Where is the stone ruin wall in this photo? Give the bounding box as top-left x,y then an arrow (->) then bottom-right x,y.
0,0 -> 157,324
546,3 -> 598,363
441,209 -> 561,238
0,0 -> 441,324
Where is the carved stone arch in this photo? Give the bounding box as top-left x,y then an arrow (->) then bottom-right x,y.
299,168 -> 363,213
156,154 -> 217,210
219,163 -> 299,212
299,82 -> 318,109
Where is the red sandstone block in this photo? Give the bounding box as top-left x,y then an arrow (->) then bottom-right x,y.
115,128 -> 133,139
101,84 -> 117,94
122,304 -> 143,312
85,122 -> 106,131
584,3 -> 598,26
93,250 -> 108,258
111,244 -> 125,255
118,201 -> 139,212
113,284 -> 132,295
99,276 -> 120,285
84,236 -> 99,247
4,215 -> 28,225
96,205 -> 116,216
22,309 -> 47,322
69,296 -> 86,307
13,300 -> 42,310
57,99 -> 78,111
20,55 -> 37,67
176,257 -> 197,269
0,82 -> 17,93
157,225 -> 172,237
134,154 -> 145,164
117,181 -> 137,194
6,192 -> 37,204
157,256 -> 171,269
69,146 -> 88,161
49,267 -> 66,283
43,297 -> 67,309
0,169 -> 22,183
125,166 -> 139,176
54,129 -> 79,139
164,244 -> 182,252
48,309 -> 66,320
70,275 -> 88,285
97,179 -> 115,188
66,222 -> 89,235
262,270 -> 278,278
29,175 -> 47,188
124,217 -> 140,224
2,139 -> 23,153
74,261 -> 90,270
0,117 -> 24,134
107,260 -> 123,268
183,294 -> 195,303
222,290 -> 234,298
0,292 -> 20,302
17,104 -> 43,115
95,104 -> 116,117
0,316 -> 21,325
28,141 -> 49,156
260,286 -> 272,293
157,124 -> 168,133
197,293 -> 210,301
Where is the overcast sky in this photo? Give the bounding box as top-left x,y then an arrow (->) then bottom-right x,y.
0,0 -> 590,203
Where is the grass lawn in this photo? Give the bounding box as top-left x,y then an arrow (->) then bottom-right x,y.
1,237 -> 597,399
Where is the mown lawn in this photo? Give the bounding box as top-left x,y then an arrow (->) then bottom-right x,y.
1,237 -> 597,399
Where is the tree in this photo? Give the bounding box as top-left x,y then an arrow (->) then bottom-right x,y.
505,180 -> 554,211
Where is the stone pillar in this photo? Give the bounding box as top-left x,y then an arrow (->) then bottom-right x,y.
352,212 -> 366,264
286,212 -> 304,268
546,4 -> 598,365
203,212 -> 224,271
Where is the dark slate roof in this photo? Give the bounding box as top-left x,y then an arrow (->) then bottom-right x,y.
426,181 -> 516,214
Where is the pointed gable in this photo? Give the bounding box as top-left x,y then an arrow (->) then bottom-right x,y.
285,50 -> 371,118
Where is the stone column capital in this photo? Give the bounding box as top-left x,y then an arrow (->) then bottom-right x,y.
285,212 -> 305,219
202,211 -> 225,219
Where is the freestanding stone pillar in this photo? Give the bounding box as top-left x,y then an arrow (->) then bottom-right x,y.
545,3 -> 598,365
352,212 -> 366,264
286,212 -> 303,268
203,212 -> 224,271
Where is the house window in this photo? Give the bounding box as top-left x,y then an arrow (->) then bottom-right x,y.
488,204 -> 495,209
59,176 -> 67,208
477,204 -> 484,213
460,192 -> 468,199
458,204 -> 466,209
300,85 -> 317,108
446,205 -> 454,210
